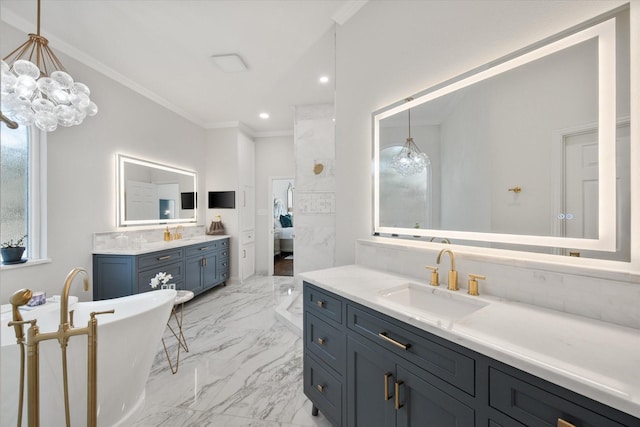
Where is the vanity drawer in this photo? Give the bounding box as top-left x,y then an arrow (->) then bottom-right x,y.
137,261 -> 184,293
305,312 -> 346,376
304,353 -> 342,426
489,368 -> 626,427
185,242 -> 217,257
218,238 -> 230,249
347,304 -> 475,396
304,283 -> 342,325
138,248 -> 184,269
218,247 -> 230,260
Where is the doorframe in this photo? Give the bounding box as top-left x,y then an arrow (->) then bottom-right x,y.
550,117 -> 630,255
267,175 -> 294,276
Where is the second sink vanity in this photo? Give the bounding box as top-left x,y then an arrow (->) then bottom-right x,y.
92,235 -> 230,300
301,265 -> 640,427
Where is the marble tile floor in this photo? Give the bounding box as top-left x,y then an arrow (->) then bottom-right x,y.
132,275 -> 332,427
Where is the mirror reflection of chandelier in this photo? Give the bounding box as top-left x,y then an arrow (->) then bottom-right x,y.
391,102 -> 429,176
0,0 -> 98,132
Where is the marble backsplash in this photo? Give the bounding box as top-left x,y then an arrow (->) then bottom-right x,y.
356,238 -> 640,330
93,225 -> 207,252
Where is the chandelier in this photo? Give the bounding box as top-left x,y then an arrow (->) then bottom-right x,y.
390,102 -> 429,176
0,0 -> 98,132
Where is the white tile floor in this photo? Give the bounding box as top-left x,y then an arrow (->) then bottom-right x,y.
132,275 -> 333,427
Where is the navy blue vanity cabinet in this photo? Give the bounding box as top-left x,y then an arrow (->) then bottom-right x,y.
184,239 -> 230,296
303,284 -> 347,427
346,303 -> 475,426
216,239 -> 230,283
303,282 -> 640,427
487,365 -> 640,427
92,255 -> 136,300
136,248 -> 185,294
93,238 -> 230,300
185,242 -> 217,295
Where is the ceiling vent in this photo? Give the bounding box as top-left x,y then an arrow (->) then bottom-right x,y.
210,54 -> 248,73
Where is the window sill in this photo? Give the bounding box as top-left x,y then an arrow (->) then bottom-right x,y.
0,258 -> 52,270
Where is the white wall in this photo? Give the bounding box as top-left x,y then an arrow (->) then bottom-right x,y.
254,135 -> 295,274
0,23 -> 207,303
205,127 -> 241,280
334,0 -> 636,267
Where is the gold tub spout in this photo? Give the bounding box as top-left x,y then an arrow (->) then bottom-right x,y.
60,267 -> 90,331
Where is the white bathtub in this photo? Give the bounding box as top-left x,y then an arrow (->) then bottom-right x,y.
1,289 -> 176,426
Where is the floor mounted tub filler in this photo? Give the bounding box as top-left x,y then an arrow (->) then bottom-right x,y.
1,288 -> 175,426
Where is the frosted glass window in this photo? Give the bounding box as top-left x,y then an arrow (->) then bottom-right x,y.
1,125 -> 29,258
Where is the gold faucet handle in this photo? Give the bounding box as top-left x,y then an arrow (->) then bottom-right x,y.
467,274 -> 486,296
425,266 -> 439,286
69,309 -> 75,328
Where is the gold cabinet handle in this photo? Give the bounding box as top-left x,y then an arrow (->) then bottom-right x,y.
317,337 -> 325,345
200,246 -> 210,251
316,384 -> 325,393
557,419 -> 576,427
316,300 -> 326,308
378,332 -> 411,350
157,255 -> 171,260
395,381 -> 404,410
384,372 -> 392,401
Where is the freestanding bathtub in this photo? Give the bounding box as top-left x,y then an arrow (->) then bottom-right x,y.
1,289 -> 176,426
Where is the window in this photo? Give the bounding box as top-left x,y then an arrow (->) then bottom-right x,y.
1,124 -> 46,263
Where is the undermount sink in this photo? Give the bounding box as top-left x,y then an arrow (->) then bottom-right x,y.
378,282 -> 489,324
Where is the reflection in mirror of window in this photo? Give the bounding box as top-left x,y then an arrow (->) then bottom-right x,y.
1,125 -> 29,260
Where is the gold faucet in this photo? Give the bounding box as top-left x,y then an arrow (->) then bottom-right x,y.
436,249 -> 458,291
60,267 -> 89,331
174,224 -> 184,240
8,268 -> 113,427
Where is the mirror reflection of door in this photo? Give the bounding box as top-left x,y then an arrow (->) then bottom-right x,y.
562,121 -> 630,260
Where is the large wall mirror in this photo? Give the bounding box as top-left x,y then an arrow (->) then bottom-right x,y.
373,6 -> 630,261
117,154 -> 197,227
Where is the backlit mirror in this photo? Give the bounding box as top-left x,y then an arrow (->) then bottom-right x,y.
373,7 -> 630,261
117,154 -> 197,227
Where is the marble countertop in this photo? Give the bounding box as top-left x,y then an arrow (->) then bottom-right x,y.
92,235 -> 230,256
300,264 -> 640,419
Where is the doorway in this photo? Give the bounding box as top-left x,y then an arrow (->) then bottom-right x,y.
269,177 -> 294,276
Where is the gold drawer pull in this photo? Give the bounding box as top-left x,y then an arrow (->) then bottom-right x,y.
157,255 -> 171,260
395,381 -> 404,410
317,337 -> 325,345
316,300 -> 326,308
384,372 -> 392,401
557,420 -> 576,427
316,384 -> 325,393
378,332 -> 411,350
200,246 -> 210,251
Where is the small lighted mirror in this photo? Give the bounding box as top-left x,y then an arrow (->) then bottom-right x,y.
117,154 -> 197,227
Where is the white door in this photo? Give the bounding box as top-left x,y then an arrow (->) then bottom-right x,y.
562,122 -> 630,260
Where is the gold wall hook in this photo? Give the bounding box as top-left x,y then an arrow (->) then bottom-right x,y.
508,186 -> 522,193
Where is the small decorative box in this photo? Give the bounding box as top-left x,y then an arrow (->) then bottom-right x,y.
27,291 -> 46,307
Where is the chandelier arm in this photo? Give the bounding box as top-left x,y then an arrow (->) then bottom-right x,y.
42,44 -> 67,74
2,39 -> 34,62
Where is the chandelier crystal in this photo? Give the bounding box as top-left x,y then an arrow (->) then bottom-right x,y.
0,0 -> 97,132
391,106 -> 429,176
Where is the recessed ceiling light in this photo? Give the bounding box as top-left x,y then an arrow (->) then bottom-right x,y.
259,112 -> 270,119
319,75 -> 330,84
210,54 -> 248,73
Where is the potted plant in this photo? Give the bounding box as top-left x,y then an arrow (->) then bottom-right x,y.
1,234 -> 27,264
